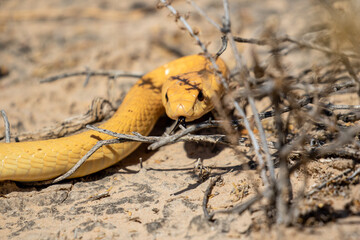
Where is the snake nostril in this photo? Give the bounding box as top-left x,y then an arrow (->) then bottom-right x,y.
165,93 -> 169,102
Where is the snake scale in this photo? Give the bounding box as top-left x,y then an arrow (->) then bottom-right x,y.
0,55 -> 228,181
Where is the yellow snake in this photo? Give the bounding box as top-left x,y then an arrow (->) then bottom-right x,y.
0,55 -> 228,181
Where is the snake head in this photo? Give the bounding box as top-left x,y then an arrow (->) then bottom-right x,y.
161,69 -> 225,122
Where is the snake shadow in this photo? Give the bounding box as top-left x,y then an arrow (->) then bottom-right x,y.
107,113 -> 229,174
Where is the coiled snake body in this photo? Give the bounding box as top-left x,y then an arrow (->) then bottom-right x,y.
0,55 -> 228,181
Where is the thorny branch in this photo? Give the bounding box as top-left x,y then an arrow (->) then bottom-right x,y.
0,98 -> 115,142
40,69 -> 143,84
0,110 -> 10,143
203,175 -> 222,221
233,36 -> 360,60
306,169 -> 352,197
53,138 -> 120,183
223,0 -> 275,187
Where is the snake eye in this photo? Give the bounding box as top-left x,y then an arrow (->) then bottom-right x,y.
197,90 -> 204,101
165,92 -> 169,102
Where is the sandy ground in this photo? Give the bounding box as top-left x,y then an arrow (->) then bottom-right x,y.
0,0 -> 359,239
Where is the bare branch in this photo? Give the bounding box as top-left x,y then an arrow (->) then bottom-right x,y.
347,167 -> 360,181
52,138 -> 120,183
203,175 -> 222,221
222,0 -> 275,186
306,169 -> 352,197
159,0 -> 209,54
211,190 -> 265,217
189,0 -> 222,31
40,69 -> 143,83
234,36 -> 360,60
0,110 -> 10,143
0,98 -> 115,142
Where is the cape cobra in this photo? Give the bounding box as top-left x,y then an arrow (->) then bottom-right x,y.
0,54 -> 228,181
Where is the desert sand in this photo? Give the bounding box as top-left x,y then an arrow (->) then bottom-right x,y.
0,0 -> 359,239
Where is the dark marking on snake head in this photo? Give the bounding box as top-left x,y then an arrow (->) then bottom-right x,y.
171,75 -> 200,91
138,77 -> 161,93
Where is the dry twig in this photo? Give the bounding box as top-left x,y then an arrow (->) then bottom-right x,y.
233,36 -> 360,60
40,69 -> 143,84
0,110 -> 10,143
306,169 -> 352,196
0,98 -> 115,142
203,175 -> 222,221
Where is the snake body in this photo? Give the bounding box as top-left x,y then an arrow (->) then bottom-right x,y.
0,55 -> 228,181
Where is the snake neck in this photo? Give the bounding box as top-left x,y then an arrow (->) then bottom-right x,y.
99,81 -> 164,136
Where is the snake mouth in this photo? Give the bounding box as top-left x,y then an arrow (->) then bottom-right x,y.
169,116 -> 186,134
